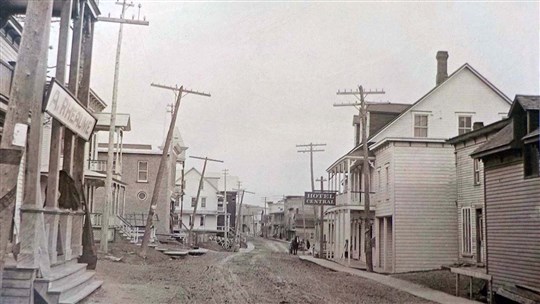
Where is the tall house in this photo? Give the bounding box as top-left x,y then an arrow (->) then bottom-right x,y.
325,51 -> 511,273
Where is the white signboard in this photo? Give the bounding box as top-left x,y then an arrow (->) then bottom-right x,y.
44,78 -> 96,141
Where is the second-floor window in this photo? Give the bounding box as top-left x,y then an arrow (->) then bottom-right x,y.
458,116 -> 472,135
200,215 -> 205,226
191,197 -> 196,207
137,161 -> 148,182
201,197 -> 206,208
473,159 -> 481,185
414,114 -> 428,137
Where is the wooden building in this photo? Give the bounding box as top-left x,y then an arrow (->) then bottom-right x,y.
325,51 -> 512,273
447,119 -> 509,266
177,168 -> 225,240
0,1 -> 105,303
471,95 -> 540,302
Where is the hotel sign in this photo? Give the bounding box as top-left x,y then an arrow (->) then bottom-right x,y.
44,78 -> 97,141
304,191 -> 336,206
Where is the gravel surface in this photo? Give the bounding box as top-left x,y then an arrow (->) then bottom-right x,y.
84,237 -> 434,304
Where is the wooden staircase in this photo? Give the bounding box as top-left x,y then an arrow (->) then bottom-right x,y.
1,266 -> 36,304
33,259 -> 102,304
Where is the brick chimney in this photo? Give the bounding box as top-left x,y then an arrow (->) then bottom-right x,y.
436,51 -> 449,86
473,122 -> 484,130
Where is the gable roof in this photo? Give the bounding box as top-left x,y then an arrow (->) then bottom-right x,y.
509,95 -> 540,115
369,63 -> 512,144
471,122 -> 515,158
184,167 -> 219,191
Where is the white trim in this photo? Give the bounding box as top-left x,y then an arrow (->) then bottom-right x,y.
369,137 -> 447,151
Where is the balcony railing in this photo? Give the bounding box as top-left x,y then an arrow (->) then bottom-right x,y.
0,60 -> 14,98
336,191 -> 373,206
88,159 -> 121,175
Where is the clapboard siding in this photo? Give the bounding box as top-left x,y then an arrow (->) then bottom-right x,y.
373,143 -> 394,216
393,144 -> 458,272
484,161 -> 540,291
0,34 -> 18,62
455,138 -> 488,263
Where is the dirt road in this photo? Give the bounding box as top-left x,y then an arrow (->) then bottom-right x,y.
85,237 -> 433,303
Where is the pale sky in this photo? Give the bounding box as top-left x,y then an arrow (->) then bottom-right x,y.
51,1 -> 539,206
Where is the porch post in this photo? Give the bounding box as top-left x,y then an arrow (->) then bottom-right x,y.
384,217 -> 389,271
347,159 -> 351,205
347,209 -> 351,266
360,219 -> 366,263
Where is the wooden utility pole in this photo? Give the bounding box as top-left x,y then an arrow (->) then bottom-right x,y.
297,143 -> 325,253
262,197 -> 268,238
222,168 -> 229,242
335,85 -> 385,272
138,84 -> 211,257
316,176 -> 327,258
233,184 -> 254,251
46,0 -> 73,215
187,156 -> 223,246
0,0 -> 54,295
99,0 -> 149,253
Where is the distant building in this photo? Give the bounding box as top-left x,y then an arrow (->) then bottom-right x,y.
177,168 -> 224,235
282,195 -> 316,241
472,95 -> 540,300
267,201 -> 286,239
94,143 -> 168,234
240,204 -> 265,236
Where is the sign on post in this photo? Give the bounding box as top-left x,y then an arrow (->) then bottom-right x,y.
43,78 -> 97,141
304,191 -> 336,206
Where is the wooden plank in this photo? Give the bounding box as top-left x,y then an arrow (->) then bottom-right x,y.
450,267 -> 492,280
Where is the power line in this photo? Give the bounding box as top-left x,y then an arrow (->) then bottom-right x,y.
334,85 -> 385,272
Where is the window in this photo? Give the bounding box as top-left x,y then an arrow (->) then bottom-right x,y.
137,161 -> 148,182
461,208 -> 472,254
385,165 -> 389,186
200,215 -> 205,226
524,143 -> 540,178
458,116 -> 472,135
414,114 -> 428,137
200,182 -> 204,190
377,168 -> 381,191
191,197 -> 196,207
473,159 -> 481,185
201,197 -> 206,208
